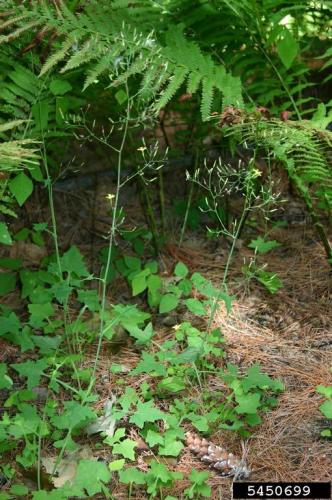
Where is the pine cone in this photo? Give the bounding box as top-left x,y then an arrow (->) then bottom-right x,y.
185,432 -> 250,479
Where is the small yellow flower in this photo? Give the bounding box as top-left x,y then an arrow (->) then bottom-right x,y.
106,193 -> 115,201
173,324 -> 181,331
137,146 -> 147,152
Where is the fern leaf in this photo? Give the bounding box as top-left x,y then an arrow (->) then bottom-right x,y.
155,66 -> 189,111
112,54 -> 149,88
61,38 -> 102,72
83,51 -> 116,90
200,77 -> 214,121
0,120 -> 27,133
39,36 -> 75,76
8,66 -> 39,96
0,14 -> 31,31
187,71 -> 202,94
0,20 -> 41,44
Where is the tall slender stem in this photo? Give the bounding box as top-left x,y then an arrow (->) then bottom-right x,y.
93,84 -> 131,376
179,150 -> 199,247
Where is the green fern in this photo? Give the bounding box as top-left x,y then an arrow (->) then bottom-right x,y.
223,115 -> 332,261
0,1 -> 243,120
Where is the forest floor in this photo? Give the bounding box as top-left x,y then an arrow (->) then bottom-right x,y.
2,171 -> 332,498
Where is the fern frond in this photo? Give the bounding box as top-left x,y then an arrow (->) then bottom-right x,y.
61,37 -> 102,72
226,118 -> 332,197
155,66 -> 189,111
39,35 -> 79,76
0,14 -> 31,32
84,51 -> 118,90
0,119 -> 27,133
186,71 -> 202,94
0,1 -> 243,119
200,77 -> 214,120
0,20 -> 41,44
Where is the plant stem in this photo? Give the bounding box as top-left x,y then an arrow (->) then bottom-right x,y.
136,172 -> 161,254
93,84 -> 131,377
158,168 -> 166,238
179,150 -> 199,246
207,204 -> 248,329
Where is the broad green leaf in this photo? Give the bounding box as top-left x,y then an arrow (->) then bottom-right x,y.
104,427 -> 126,446
20,270 -> 40,298
188,414 -> 209,432
0,311 -> 21,335
126,322 -> 154,345
8,325 -> 34,352
130,352 -> 167,376
157,376 -> 186,394
11,359 -> 48,390
119,467 -> 146,485
9,485 -> 29,496
148,460 -> 173,483
113,304 -> 150,330
29,285 -> 53,304
316,385 -> 332,398
319,400 -> 332,419
235,393 -> 261,414
245,413 -> 262,426
242,364 -> 283,392
109,459 -> 125,471
147,277 -> 162,308
178,278 -> 192,296
0,363 -> 13,389
115,89 -> 128,105
176,347 -> 201,364
74,459 -> 111,496
185,298 -> 206,315
61,246 -> 89,277
188,469 -> 209,485
9,172 -> 33,206
50,281 -> 73,304
14,228 -> 30,241
0,222 -> 12,245
32,335 -> 61,354
123,255 -> 141,271
146,429 -> 164,447
146,460 -> 183,493
32,100 -> 49,131
8,403 -> 47,439
248,237 -> 280,254
0,257 -> 21,269
77,289 -> 100,311
159,293 -> 178,314
129,400 -> 164,429
277,29 -> 298,69
30,164 -> 43,182
147,274 -> 162,295
28,302 -> 54,328
174,262 -> 189,278
159,439 -> 183,457
0,272 -> 16,295
51,401 -> 96,430
112,438 -> 137,460
49,79 -> 72,96
118,388 -> 138,413
132,269 -> 149,296
145,261 -> 158,273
